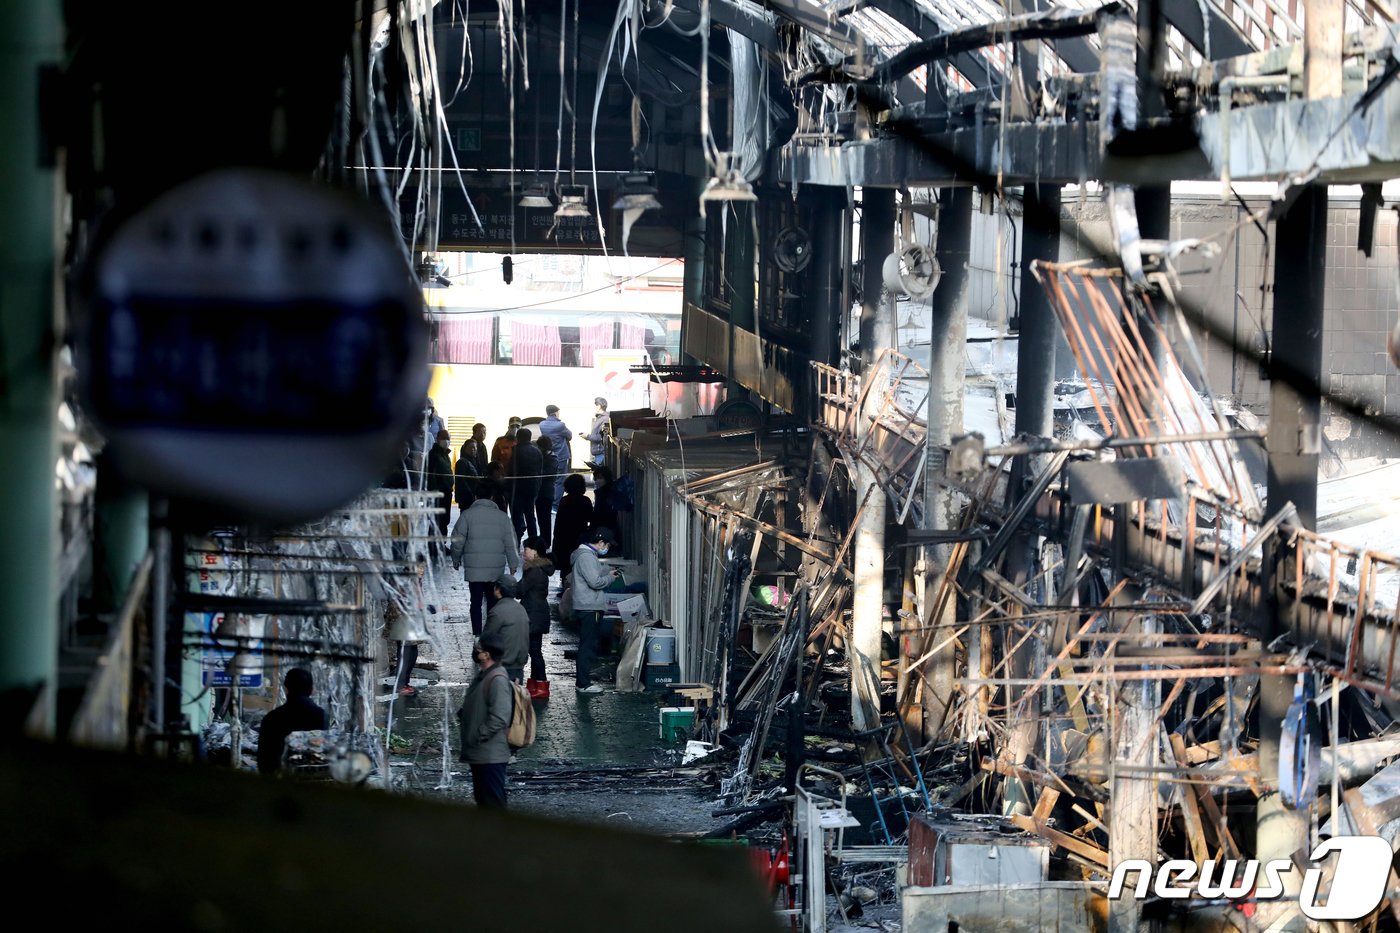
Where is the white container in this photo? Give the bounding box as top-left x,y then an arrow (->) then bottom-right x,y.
645,627 -> 676,665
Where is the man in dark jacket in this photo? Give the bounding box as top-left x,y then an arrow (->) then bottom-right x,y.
519,537 -> 553,697
551,472 -> 593,587
572,527 -> 619,694
533,435 -> 555,552
507,427 -> 544,542
257,667 -> 327,774
454,443 -> 481,510
426,429 -> 456,545
481,573 -> 530,683
462,422 -> 490,476
449,496 -> 521,635
458,636 -> 512,809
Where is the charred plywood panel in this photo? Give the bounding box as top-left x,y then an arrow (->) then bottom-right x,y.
1066,458 -> 1186,506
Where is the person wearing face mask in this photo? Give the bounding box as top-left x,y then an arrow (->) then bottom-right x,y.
571,526 -> 619,694
426,429 -> 456,546
409,398 -> 445,484
457,635 -> 512,809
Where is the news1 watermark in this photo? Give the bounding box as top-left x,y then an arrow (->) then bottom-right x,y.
1107,836 -> 1394,921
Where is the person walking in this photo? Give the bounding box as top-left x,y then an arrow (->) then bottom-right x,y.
507,427 -> 544,542
551,472 -> 594,589
587,397 -> 610,467
572,527 -> 619,694
257,667 -> 327,774
519,536 -> 554,698
539,404 -> 573,504
533,435 -> 555,552
457,636 -> 513,810
426,429 -> 456,542
481,573 -> 530,684
449,492 -> 521,636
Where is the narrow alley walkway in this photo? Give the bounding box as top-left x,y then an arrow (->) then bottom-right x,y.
377,555 -> 728,836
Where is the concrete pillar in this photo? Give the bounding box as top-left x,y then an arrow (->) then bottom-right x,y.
0,0 -> 61,735
1257,185 -> 1327,926
852,188 -> 894,729
922,186 -> 973,739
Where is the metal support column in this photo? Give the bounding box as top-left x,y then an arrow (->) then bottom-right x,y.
921,186 -> 972,739
1257,185 -> 1327,928
808,189 -> 845,369
1002,183 -> 1061,813
1015,184 -> 1061,440
728,202 -> 756,390
0,1 -> 61,735
852,188 -> 894,729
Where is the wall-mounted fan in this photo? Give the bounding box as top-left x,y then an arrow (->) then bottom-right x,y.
882,244 -> 941,300
772,226 -> 812,274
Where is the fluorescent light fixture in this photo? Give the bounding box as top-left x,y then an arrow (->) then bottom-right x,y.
612,173 -> 662,212
518,184 -> 554,209
700,169 -> 757,203
554,185 -> 592,220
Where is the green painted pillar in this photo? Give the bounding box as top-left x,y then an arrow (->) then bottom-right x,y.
94,461 -> 149,611
0,0 -> 61,733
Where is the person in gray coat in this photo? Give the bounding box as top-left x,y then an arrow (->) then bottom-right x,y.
572,526 -> 619,693
449,495 -> 521,636
457,636 -> 512,809
481,574 -> 530,683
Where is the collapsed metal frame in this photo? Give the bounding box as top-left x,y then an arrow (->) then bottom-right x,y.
185,488 -> 451,779
799,250 -> 1400,914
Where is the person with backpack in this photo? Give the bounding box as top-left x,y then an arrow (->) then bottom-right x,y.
458,635 -> 513,810
481,573 -> 530,684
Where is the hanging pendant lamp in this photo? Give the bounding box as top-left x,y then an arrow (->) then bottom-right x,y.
612,172 -> 662,212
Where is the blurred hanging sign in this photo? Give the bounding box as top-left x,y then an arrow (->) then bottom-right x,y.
81,169 -> 429,524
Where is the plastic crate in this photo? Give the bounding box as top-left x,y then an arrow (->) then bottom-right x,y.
659,706 -> 696,742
